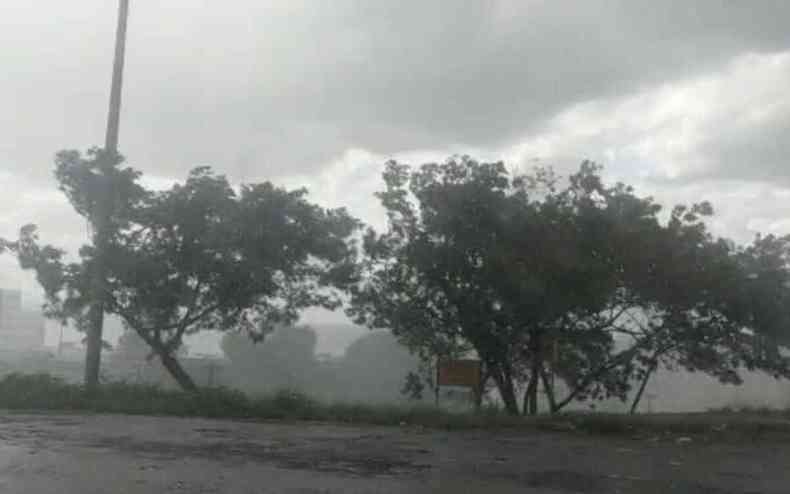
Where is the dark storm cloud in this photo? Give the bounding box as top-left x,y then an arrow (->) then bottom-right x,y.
7,0 -> 788,183
134,0 -> 790,179
2,0 -> 790,242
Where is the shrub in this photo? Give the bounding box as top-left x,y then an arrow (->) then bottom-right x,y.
0,373 -> 83,410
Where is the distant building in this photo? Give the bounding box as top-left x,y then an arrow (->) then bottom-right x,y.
0,289 -> 45,350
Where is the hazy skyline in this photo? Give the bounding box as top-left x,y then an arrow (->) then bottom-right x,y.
2,1 -> 790,339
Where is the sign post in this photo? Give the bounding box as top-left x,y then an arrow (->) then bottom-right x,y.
435,358 -> 482,409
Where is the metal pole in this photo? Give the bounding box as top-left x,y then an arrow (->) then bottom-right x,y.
84,0 -> 130,392
105,0 -> 129,153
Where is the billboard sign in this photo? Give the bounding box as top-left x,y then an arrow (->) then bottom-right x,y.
437,358 -> 481,390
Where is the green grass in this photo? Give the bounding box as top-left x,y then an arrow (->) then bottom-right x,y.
0,373 -> 516,428
1,373 -> 789,439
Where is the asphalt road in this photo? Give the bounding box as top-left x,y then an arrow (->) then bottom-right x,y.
0,413 -> 785,493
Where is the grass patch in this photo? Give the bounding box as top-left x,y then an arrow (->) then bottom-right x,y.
1,373 -> 789,440
0,373 -> 518,428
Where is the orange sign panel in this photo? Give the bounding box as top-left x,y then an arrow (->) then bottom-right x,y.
437,359 -> 481,389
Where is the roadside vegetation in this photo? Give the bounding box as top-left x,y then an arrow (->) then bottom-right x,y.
2,373 -> 789,441
2,152 -> 790,418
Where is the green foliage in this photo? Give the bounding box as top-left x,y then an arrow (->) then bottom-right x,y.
1,148 -> 149,390
349,157 -> 652,413
108,167 -> 359,343
349,156 -> 790,416
0,373 -> 83,410
53,148 -> 148,229
5,152 -> 360,392
4,149 -> 790,418
99,167 -> 359,392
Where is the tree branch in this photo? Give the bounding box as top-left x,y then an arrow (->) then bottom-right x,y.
554,344 -> 643,410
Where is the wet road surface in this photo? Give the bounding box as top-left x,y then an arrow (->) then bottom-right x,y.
0,413 -> 785,493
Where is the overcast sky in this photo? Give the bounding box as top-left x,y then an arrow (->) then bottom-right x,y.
2,1 -> 790,348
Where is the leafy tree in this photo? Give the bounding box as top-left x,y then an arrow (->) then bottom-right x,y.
6,164 -> 359,392
536,201 -> 729,413
62,148 -> 147,390
13,149 -> 146,390
554,206 -> 790,415
735,233 -> 790,349
101,167 -> 358,390
348,157 -> 622,414
349,156 -> 790,415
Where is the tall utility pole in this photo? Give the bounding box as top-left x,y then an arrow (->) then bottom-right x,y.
84,0 -> 130,392
105,0 -> 129,152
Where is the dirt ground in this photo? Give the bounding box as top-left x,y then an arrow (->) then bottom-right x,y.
0,413 -> 785,493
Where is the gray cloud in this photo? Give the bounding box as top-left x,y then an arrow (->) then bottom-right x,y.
695,107 -> 790,184
148,0 -> 790,179
5,0 -> 790,184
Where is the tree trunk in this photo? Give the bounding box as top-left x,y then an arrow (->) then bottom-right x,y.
501,382 -> 519,416
474,384 -> 483,411
474,369 -> 488,411
83,302 -> 104,393
524,336 -> 542,416
539,367 -> 558,414
630,365 -> 656,415
524,366 -> 539,416
491,367 -> 519,415
158,349 -> 198,392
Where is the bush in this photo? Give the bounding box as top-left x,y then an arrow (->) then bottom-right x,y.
0,373 -> 256,417
0,373 -> 83,410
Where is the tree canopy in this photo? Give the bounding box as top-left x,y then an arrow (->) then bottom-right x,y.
348,156 -> 790,415
7,151 -> 359,391
4,150 -> 789,413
